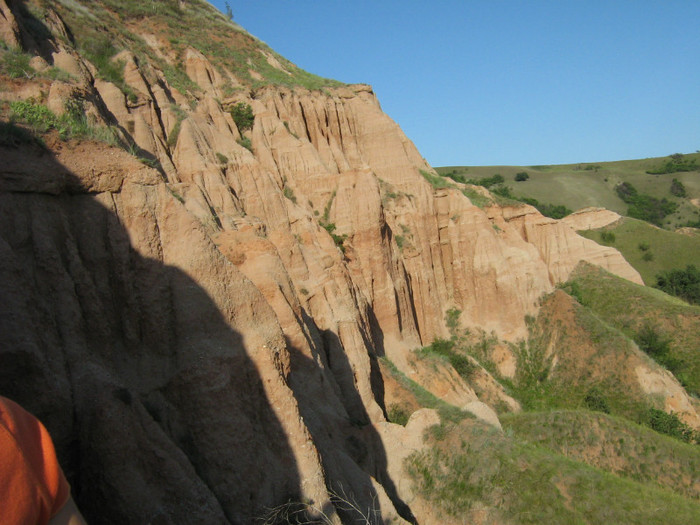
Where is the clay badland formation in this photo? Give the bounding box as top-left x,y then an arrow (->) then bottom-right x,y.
1,1 -> 698,523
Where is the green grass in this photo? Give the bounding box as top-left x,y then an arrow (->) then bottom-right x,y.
577,217 -> 700,285
0,47 -> 35,78
436,152 -> 700,230
7,100 -> 116,144
406,418 -> 700,524
502,410 -> 700,499
379,357 -> 468,424
564,263 -> 700,397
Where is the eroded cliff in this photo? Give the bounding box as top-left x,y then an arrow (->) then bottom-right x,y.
0,1 -> 690,523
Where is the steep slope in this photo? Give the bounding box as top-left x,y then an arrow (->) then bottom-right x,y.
0,1 -> 692,523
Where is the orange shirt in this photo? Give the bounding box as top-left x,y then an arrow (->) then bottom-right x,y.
0,396 -> 70,525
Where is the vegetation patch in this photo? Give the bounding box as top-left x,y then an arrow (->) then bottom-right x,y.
406,418 -> 700,524
502,410 -> 700,498
420,169 -> 454,189
8,99 -> 116,144
616,181 -> 678,226
0,47 -> 35,79
563,263 -> 700,397
236,136 -> 253,152
230,102 -> 254,132
379,357 -> 467,424
655,265 -> 700,305
646,153 -> 698,175
415,338 -> 478,383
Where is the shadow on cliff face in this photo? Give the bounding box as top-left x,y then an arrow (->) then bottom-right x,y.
0,135 -> 305,524
283,319 -> 416,524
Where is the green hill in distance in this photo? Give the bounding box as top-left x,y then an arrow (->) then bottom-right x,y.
436,152 -> 700,230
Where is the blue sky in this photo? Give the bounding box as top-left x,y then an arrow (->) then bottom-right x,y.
209,1 -> 700,167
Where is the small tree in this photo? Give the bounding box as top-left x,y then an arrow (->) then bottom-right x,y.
230,102 -> 254,132
514,171 -> 529,182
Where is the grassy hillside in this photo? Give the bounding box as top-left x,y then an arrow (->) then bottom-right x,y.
577,217 -> 700,286
39,0 -> 341,92
436,153 -> 700,229
562,263 -> 700,397
502,410 -> 700,499
407,417 -> 700,524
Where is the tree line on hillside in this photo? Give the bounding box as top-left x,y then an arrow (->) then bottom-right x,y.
615,182 -> 677,227
443,172 -> 573,219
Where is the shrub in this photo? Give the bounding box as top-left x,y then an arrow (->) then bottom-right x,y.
468,174 -> 504,188
514,171 -> 529,182
634,322 -> 671,359
236,136 -> 253,152
670,178 -> 687,197
638,242 -> 650,251
388,404 -> 410,426
645,408 -> 696,443
655,265 -> 700,305
600,231 -> 615,244
419,338 -> 478,382
321,222 -> 347,251
584,387 -> 610,413
444,170 -> 467,183
615,181 -> 677,226
642,251 -> 654,262
445,308 -> 461,336
491,185 -> 513,199
519,197 -> 572,219
283,186 -> 297,204
216,152 -> 228,165
167,119 -> 182,148
230,102 -> 254,131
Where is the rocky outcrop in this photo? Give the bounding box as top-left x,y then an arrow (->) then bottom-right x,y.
561,206 -> 623,231
496,204 -> 643,285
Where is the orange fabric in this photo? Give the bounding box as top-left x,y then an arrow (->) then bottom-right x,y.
0,396 -> 70,525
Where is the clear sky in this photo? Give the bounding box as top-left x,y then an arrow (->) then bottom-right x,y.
209,1 -> 700,167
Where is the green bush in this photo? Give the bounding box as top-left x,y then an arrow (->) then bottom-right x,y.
419,338 -> 478,382
283,186 -> 297,204
230,102 -> 254,131
584,387 -> 610,413
655,265 -> 700,305
236,136 -> 253,152
645,407 -> 696,443
600,231 -> 616,244
634,322 -> 671,359
670,178 -> 687,197
468,174 -> 504,188
514,171 -> 529,182
387,404 -> 410,426
519,197 -> 573,219
615,181 -> 678,226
